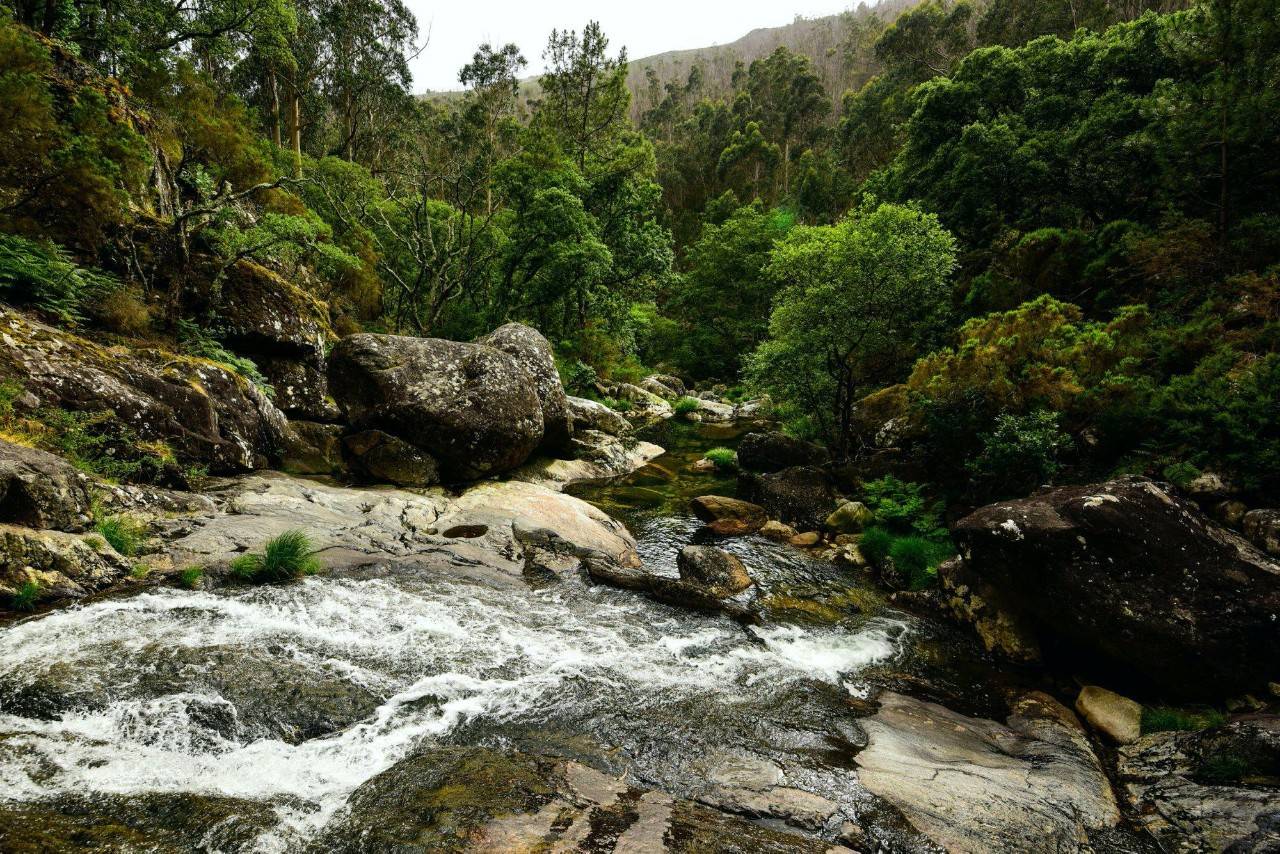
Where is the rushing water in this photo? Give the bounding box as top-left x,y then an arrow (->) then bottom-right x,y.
0,420 -> 991,850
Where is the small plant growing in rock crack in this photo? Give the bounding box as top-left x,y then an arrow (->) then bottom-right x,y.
11,580 -> 41,611
177,567 -> 204,589
130,562 -> 150,579
230,530 -> 322,584
1142,707 -> 1227,734
95,513 -> 146,557
704,447 -> 738,472
674,396 -> 700,416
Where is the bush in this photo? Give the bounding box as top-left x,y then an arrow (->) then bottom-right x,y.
0,234 -> 123,324
888,536 -> 952,590
860,527 -> 894,566
1141,707 -> 1226,734
674,397 -> 701,416
178,319 -> 274,398
95,513 -> 146,557
862,476 -> 946,538
704,447 -> 737,471
177,567 -> 204,589
230,530 -> 322,584
968,410 -> 1070,498
10,580 -> 40,611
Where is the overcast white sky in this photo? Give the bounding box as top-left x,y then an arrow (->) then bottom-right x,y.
404,1 -> 852,92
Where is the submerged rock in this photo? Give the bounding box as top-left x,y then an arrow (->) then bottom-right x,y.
855,691 -> 1119,853
328,333 -> 544,481
952,477 -> 1280,696
0,439 -> 94,532
477,323 -> 573,454
690,495 -> 768,536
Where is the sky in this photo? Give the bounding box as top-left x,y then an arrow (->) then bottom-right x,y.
404,1 -> 852,92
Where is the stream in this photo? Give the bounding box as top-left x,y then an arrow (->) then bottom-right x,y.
0,420 -> 1012,852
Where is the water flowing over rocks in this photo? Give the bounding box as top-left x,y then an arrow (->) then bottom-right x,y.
854,691 -> 1121,853
950,476 -> 1280,696
328,333 -> 545,481
0,308 -> 288,474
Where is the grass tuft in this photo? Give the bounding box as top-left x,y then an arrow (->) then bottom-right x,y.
674,396 -> 701,416
177,567 -> 203,589
95,513 -> 146,557
1141,706 -> 1227,734
704,447 -> 738,472
230,530 -> 323,584
11,580 -> 41,611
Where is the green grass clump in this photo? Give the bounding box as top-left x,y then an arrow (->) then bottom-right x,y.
1142,707 -> 1227,734
1198,753 -> 1252,784
860,527 -> 894,565
129,562 -> 150,579
10,580 -> 41,611
177,567 -> 203,589
704,447 -> 738,472
888,537 -> 951,590
94,513 -> 146,556
674,396 -> 701,415
230,530 -> 322,584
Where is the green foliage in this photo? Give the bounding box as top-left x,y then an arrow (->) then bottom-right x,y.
94,513 -> 146,557
177,567 -> 204,590
0,234 -> 123,324
748,202 -> 956,455
10,580 -> 40,611
1162,462 -> 1202,489
1197,753 -> 1253,785
859,527 -> 894,566
968,410 -> 1071,498
229,530 -> 322,584
1141,707 -> 1227,735
177,320 -> 274,397
861,476 -> 945,539
130,562 -> 150,579
704,447 -> 738,472
673,397 -> 701,415
888,537 -> 952,590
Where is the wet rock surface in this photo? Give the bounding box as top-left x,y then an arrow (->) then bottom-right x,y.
737,432 -> 830,474
952,477 -> 1280,695
0,524 -> 132,607
690,494 -> 768,535
328,333 -> 545,481
739,465 -> 840,531
855,691 -> 1120,854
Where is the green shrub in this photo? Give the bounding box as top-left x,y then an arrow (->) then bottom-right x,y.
704,447 -> 737,471
888,536 -> 953,590
1162,462 -> 1201,489
130,562 -> 150,579
556,358 -> 598,396
0,234 -> 123,324
674,397 -> 701,415
230,530 -> 322,584
177,567 -> 204,589
10,580 -> 40,611
860,527 -> 894,566
862,476 -> 946,538
94,513 -> 146,557
968,410 -> 1070,498
1141,707 -> 1226,734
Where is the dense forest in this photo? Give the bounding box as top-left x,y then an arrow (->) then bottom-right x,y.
1,0 -> 1278,550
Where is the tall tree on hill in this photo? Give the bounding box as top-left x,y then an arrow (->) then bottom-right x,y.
746,47 -> 828,195
538,21 -> 631,170
460,42 -> 527,215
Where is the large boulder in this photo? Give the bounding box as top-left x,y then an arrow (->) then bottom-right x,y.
737,432 -> 829,474
0,308 -> 288,474
0,440 -> 94,532
690,495 -> 768,536
738,466 -> 839,531
1243,509 -> 1280,557
477,323 -> 573,453
952,477 -> 1280,696
327,334 -> 544,482
0,524 -> 132,610
566,396 -> 631,437
855,691 -> 1119,854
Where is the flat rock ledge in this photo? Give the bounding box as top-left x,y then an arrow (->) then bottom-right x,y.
854,691 -> 1120,854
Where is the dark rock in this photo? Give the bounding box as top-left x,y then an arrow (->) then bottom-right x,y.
737,466 -> 839,531
343,429 -> 439,487
1243,509 -> 1280,557
280,421 -> 345,476
736,432 -> 829,474
477,323 -> 573,453
257,355 -> 341,422
0,308 -> 288,474
0,439 -> 94,532
952,477 -> 1280,696
641,376 -> 681,399
216,260 -> 332,360
850,384 -> 918,449
648,373 -> 688,396
328,333 -> 544,481
689,495 -> 768,536
677,545 -> 753,594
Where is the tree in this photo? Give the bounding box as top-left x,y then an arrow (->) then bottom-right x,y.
745,47 -> 829,194
459,42 -> 526,214
748,202 -> 957,456
538,21 -> 631,170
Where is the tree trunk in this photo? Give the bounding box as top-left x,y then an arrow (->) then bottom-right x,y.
268,68 -> 282,148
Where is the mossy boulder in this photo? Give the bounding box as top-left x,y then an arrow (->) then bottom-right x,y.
0,523 -> 132,610
0,439 -> 94,532
476,323 -> 573,453
826,500 -> 874,534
